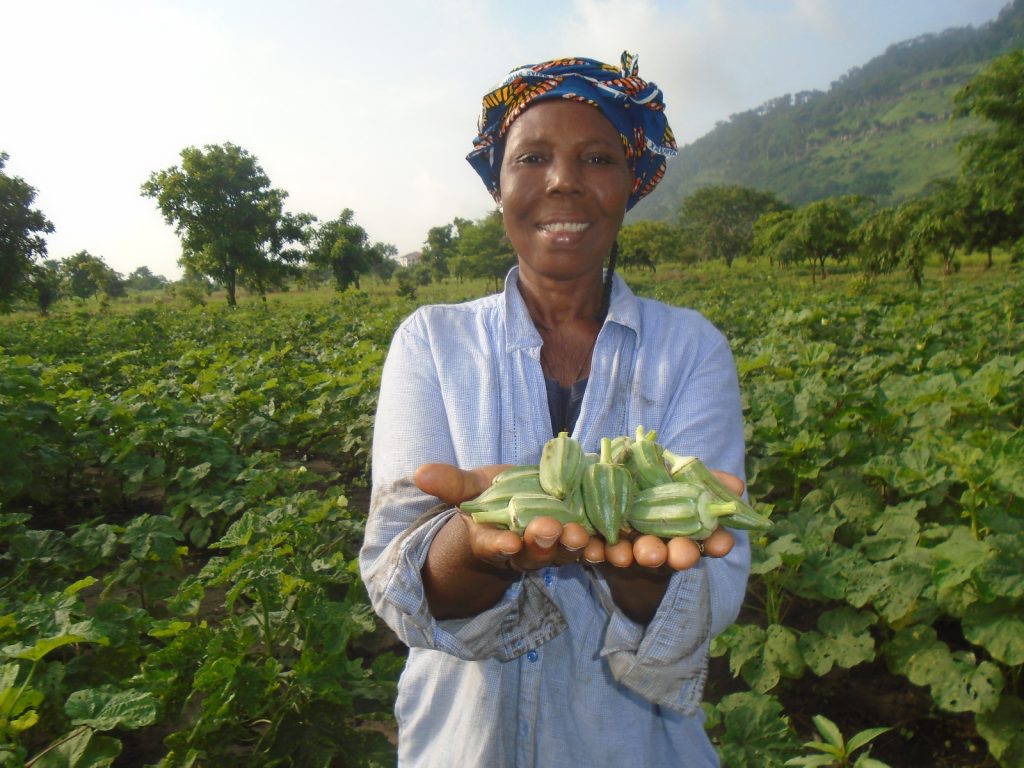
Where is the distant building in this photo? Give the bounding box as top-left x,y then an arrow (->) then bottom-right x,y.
397,250 -> 422,267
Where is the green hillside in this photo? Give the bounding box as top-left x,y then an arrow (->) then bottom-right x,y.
638,0 -> 1024,221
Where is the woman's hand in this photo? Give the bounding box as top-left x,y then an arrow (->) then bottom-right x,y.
581,469 -> 743,571
414,462 -> 744,621
414,463 -> 590,573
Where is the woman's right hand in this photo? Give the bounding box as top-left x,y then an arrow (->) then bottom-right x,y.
414,463 -> 590,572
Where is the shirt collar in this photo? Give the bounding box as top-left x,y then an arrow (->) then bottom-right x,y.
502,266 -> 642,352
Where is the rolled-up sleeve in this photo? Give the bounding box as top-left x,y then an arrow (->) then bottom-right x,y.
588,566 -> 707,714
362,495 -> 567,661
359,312 -> 568,662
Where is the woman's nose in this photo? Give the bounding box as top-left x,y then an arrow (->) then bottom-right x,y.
546,155 -> 583,194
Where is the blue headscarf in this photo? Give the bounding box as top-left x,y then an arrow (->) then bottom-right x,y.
467,52 -> 677,211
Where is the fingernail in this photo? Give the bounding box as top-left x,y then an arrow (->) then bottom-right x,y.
535,535 -> 558,549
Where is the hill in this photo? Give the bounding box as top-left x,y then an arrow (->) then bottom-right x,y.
637,0 -> 1024,221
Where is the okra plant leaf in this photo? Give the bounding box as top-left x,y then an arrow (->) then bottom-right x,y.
961,599 -> 1024,665
844,554 -> 933,624
858,503 -> 921,561
885,626 -> 1004,713
812,714 -> 844,749
120,514 -> 184,561
710,691 -> 800,768
845,726 -> 891,753
784,754 -> 836,766
743,625 -> 805,693
0,662 -> 44,719
3,630 -> 107,662
854,757 -> 893,768
975,533 -> 1024,601
65,686 -> 159,730
975,694 -> 1024,768
28,725 -> 122,768
798,607 -> 877,676
930,527 -> 990,615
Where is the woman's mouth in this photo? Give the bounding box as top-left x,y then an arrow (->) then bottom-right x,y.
538,221 -> 590,234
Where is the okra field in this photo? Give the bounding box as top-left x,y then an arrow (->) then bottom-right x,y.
1,259 -> 1021,767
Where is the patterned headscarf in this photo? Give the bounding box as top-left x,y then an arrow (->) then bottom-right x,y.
467,51 -> 677,211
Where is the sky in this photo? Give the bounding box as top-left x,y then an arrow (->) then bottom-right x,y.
2,0 -> 1011,281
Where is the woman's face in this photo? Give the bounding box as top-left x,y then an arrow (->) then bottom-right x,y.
498,99 -> 632,284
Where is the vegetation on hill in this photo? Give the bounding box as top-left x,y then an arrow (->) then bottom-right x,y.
638,0 -> 1024,221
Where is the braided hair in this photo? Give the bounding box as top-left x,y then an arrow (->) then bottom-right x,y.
596,239 -> 619,325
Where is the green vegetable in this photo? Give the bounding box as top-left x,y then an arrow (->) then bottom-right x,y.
581,437 -> 633,544
662,451 -> 771,532
627,425 -> 674,489
459,469 -> 543,515
470,493 -> 574,533
567,485 -> 596,534
458,429 -> 771,543
539,431 -> 586,499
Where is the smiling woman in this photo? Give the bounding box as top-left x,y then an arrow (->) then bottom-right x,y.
360,52 -> 752,768
499,101 -> 632,387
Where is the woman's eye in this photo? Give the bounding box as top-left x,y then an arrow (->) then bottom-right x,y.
586,154 -> 613,165
514,153 -> 544,164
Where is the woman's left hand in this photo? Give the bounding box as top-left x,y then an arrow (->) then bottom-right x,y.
585,469 -> 742,571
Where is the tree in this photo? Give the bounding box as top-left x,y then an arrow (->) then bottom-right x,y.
307,209 -> 382,292
369,242 -> 399,283
789,197 -> 862,282
915,180 -> 967,277
892,199 -> 932,287
751,210 -> 797,267
617,220 -> 679,271
956,182 -> 1015,269
30,259 -> 62,315
449,210 -> 515,291
61,251 -> 123,299
421,224 -> 456,282
679,185 -> 787,267
953,50 -> 1024,244
0,152 -> 55,311
854,206 -> 906,278
855,200 -> 936,287
125,266 -> 170,292
141,143 -> 308,306
752,197 -> 862,281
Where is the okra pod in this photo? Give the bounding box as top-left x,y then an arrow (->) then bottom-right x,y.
582,437 -> 633,545
470,493 -> 574,533
662,451 -> 771,531
539,431 -> 586,499
627,426 -> 674,489
459,472 -> 544,515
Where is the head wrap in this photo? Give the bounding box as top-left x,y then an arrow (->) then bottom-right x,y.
467,51 -> 677,211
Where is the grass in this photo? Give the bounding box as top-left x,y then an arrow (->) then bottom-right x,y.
2,249 -> 1018,326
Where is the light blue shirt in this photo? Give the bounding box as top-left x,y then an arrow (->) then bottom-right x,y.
360,268 -> 750,768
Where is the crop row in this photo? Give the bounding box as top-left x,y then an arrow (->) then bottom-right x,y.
1,269 -> 1022,766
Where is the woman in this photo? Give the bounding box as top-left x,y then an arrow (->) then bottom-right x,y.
360,53 -> 750,767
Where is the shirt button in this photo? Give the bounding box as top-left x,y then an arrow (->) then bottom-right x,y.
526,650 -> 539,662
543,570 -> 554,586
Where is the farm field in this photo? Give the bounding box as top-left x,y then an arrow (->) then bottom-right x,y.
1,260 -> 1022,767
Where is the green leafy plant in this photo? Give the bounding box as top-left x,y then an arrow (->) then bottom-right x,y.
785,714 -> 890,767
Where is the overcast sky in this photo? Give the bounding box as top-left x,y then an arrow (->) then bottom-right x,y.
3,0 -> 1010,280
